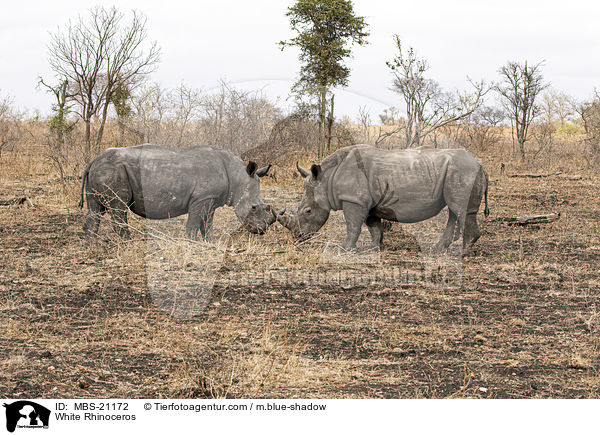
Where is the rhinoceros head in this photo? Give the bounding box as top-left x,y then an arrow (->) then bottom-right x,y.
277,163 -> 330,241
234,161 -> 276,235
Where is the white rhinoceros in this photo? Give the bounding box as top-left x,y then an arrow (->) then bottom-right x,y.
79,144 -> 275,240
277,144 -> 489,252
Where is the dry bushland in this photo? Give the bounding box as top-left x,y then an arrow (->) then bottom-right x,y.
1,128 -> 599,398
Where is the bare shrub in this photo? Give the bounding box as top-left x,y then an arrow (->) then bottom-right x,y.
170,83 -> 203,147
0,92 -> 23,157
201,82 -> 282,155
241,115 -> 318,165
128,83 -> 170,144
463,106 -> 505,151
574,92 -> 600,165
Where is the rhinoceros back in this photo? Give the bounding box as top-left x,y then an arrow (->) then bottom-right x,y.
331,146 -> 478,223
95,145 -> 231,220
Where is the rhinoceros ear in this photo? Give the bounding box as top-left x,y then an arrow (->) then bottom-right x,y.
256,164 -> 272,177
311,164 -> 322,180
246,161 -> 258,177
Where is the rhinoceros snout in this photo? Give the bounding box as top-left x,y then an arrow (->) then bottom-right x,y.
244,204 -> 275,235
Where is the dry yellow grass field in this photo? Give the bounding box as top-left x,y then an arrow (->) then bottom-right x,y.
1,135 -> 599,398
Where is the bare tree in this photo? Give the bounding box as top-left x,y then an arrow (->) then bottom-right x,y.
574,91 -> 600,160
0,91 -> 22,157
47,6 -> 160,160
378,107 -> 400,126
170,83 -> 203,146
37,78 -> 77,148
541,88 -> 574,128
463,105 -> 505,150
129,83 -> 169,143
496,61 -> 547,159
355,105 -> 373,144
386,35 -> 486,148
37,78 -> 79,180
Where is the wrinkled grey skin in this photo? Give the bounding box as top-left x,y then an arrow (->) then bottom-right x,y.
277,144 -> 489,252
79,144 -> 275,240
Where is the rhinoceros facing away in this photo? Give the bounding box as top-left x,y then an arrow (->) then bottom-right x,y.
277,144 -> 489,252
79,144 -> 275,240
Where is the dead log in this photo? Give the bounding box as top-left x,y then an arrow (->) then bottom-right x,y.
0,196 -> 35,208
484,212 -> 560,226
508,171 -> 562,178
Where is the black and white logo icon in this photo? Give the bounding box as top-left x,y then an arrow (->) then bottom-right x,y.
3,401 -> 50,433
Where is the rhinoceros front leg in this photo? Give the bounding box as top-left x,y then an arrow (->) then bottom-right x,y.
341,201 -> 368,251
186,199 -> 216,241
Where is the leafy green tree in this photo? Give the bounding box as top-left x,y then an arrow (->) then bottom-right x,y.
281,0 -> 368,156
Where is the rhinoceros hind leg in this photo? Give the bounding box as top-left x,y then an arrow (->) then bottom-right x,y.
436,209 -> 458,251
341,201 -> 368,251
463,213 -> 481,253
83,195 -> 105,238
462,168 -> 485,253
109,207 -> 131,240
366,215 -> 384,250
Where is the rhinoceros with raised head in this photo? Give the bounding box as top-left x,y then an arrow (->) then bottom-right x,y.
79,144 -> 275,240
277,144 -> 489,252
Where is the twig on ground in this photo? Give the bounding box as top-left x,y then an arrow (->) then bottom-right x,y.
484,212 -> 560,226
508,171 -> 562,178
0,196 -> 35,207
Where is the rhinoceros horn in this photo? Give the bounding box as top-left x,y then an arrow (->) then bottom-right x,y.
276,207 -> 301,236
276,208 -> 289,226
296,162 -> 310,178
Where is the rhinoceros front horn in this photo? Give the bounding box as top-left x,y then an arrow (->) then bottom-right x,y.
296,162 -> 310,178
276,208 -> 289,226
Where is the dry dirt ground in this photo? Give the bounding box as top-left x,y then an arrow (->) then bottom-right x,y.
1,147 -> 599,398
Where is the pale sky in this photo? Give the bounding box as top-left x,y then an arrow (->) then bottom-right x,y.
1,0 -> 599,120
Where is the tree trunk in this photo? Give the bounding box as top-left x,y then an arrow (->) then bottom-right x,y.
318,86 -> 327,158
84,118 -> 91,163
96,99 -> 110,153
326,94 -> 334,153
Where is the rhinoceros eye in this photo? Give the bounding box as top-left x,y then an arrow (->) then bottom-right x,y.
304,208 -> 311,214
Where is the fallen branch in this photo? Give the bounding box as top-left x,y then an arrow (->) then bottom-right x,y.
0,196 -> 35,208
484,212 -> 560,226
509,171 -> 562,178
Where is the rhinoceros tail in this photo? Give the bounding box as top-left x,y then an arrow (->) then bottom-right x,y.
483,167 -> 490,217
78,161 -> 93,209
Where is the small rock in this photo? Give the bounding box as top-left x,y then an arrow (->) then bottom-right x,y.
479,387 -> 488,393
78,378 -> 90,389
